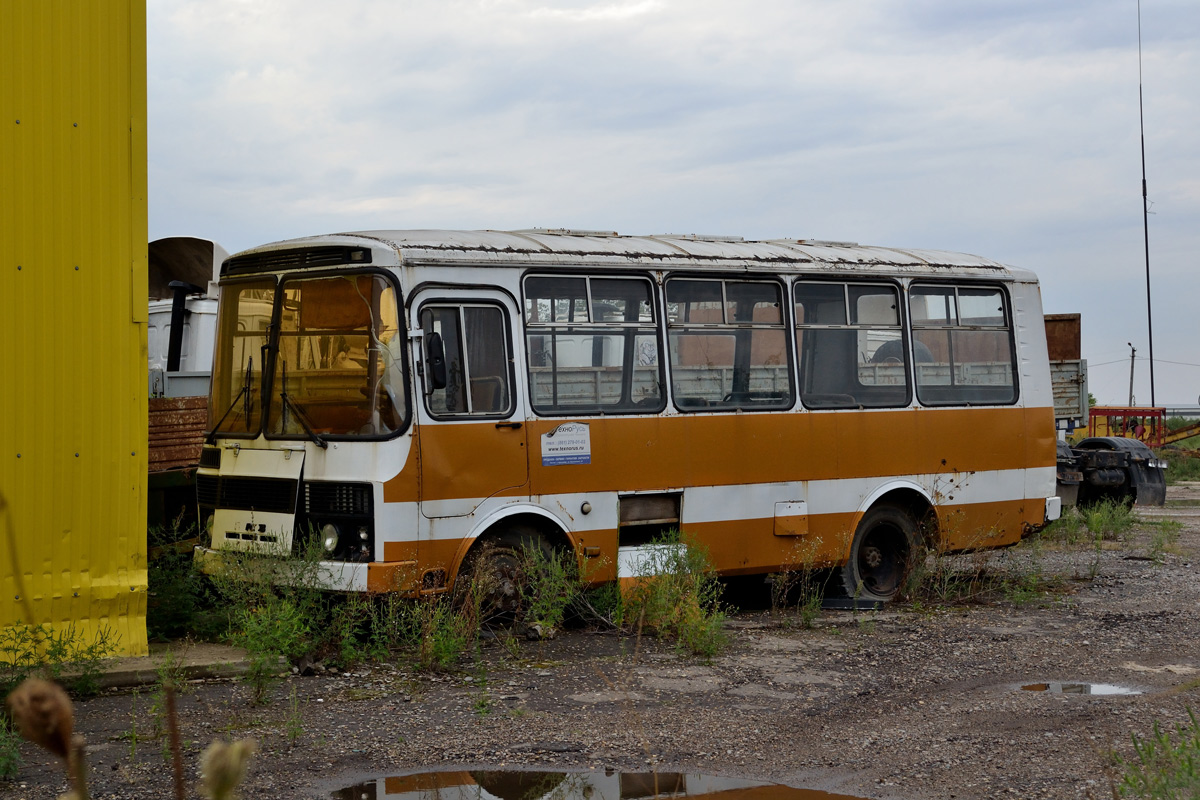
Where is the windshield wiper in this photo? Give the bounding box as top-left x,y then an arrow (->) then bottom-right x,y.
206,356 -> 255,444
279,359 -> 328,449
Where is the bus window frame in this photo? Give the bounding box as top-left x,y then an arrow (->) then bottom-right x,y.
908,280 -> 1020,408
520,270 -> 668,417
664,272 -> 795,413
261,267 -> 413,443
793,277 -> 913,411
416,296 -> 520,422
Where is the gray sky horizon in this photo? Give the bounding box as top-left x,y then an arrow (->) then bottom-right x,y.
147,0 -> 1200,406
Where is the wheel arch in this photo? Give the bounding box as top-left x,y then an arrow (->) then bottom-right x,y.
447,504 -> 577,584
853,482 -> 937,553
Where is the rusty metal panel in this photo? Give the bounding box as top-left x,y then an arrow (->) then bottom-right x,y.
1044,313 -> 1081,361
0,1 -> 149,656
1051,359 -> 1088,424
149,396 -> 208,473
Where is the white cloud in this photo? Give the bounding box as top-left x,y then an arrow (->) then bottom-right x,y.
147,0 -> 1200,403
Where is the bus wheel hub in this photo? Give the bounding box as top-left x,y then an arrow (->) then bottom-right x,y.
863,546 -> 883,569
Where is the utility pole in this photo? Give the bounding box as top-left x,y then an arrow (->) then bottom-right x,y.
1128,343 -> 1137,407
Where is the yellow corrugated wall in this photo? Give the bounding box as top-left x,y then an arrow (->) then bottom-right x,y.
0,1 -> 149,657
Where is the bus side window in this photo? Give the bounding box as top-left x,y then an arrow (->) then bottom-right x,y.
794,281 -> 909,409
523,275 -> 664,414
909,285 -> 1016,406
419,303 -> 514,417
665,278 -> 792,411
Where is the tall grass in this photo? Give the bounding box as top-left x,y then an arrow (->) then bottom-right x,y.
1117,709 -> 1200,798
1165,452 -> 1200,484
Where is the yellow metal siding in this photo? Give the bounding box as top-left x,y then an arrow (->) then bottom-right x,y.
1,1 -> 149,656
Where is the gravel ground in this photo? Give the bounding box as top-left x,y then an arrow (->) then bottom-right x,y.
7,482 -> 1200,800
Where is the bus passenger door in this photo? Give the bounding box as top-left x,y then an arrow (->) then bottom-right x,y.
411,290 -> 529,521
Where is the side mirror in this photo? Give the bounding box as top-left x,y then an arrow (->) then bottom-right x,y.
425,331 -> 447,390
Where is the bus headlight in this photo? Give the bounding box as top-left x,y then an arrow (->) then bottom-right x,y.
321,523 -> 339,554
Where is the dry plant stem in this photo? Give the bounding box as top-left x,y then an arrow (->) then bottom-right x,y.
633,607 -> 645,667
591,663 -> 654,768
70,734 -> 90,800
166,686 -> 185,800
1,490 -> 37,632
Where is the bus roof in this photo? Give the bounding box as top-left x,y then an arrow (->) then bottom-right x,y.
224,229 -> 1034,281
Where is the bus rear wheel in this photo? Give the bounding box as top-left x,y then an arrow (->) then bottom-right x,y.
840,505 -> 919,603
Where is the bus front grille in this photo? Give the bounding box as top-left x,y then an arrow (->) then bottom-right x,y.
196,476 -> 299,513
304,482 -> 371,516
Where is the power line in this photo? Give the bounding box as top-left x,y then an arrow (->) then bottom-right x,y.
1089,357 -> 1200,369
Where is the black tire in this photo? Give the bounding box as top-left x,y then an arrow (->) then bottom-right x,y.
840,505 -> 919,602
456,524 -> 550,620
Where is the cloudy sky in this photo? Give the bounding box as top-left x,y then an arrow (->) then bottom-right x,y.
147,0 -> 1199,406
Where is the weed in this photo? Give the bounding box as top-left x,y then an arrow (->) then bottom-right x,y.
1117,708 -> 1200,798
518,544 -> 583,634
0,622 -> 118,697
798,588 -> 823,629
417,596 -> 475,672
904,536 -> 997,606
0,715 -> 21,780
242,653 -> 283,706
496,629 -> 522,659
574,581 -> 625,629
1164,451 -> 1200,484
1038,507 -> 1090,546
620,531 -> 729,658
155,646 -> 188,694
324,594 -> 386,668
1078,496 -> 1136,540
1002,568 -> 1044,607
366,593 -> 425,656
768,538 -> 829,628
1146,519 -> 1183,564
285,687 -> 303,746
855,613 -> 878,636
127,688 -> 140,760
148,517 -> 225,642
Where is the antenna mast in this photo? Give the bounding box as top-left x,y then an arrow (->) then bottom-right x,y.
1138,0 -> 1156,408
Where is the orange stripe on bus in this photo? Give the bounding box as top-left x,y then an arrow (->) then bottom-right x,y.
385,406 -> 1056,502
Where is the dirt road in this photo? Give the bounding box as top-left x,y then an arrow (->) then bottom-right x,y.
9,483 -> 1200,799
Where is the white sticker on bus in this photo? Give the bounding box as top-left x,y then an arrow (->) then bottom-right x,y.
541,422 -> 592,466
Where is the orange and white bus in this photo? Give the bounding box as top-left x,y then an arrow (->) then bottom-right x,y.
193,229 -> 1060,602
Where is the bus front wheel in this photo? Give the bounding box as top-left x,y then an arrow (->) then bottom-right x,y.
457,525 -> 550,620
840,505 -> 919,603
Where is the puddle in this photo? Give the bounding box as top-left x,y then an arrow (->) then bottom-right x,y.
332,769 -> 872,799
1021,682 -> 1141,695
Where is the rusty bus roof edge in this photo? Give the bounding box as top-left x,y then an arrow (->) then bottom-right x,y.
222,229 -> 1035,281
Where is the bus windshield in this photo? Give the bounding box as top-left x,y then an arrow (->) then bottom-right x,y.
208,279 -> 275,436
208,273 -> 408,439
